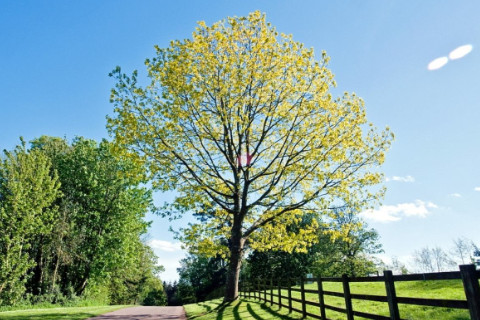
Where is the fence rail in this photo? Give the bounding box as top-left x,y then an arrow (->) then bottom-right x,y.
239,264 -> 480,320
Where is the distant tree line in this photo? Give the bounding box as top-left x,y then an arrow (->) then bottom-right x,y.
411,237 -> 479,273
0,136 -> 166,306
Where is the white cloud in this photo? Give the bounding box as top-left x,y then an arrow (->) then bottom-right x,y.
428,57 -> 448,70
474,187 -> 480,192
148,239 -> 187,282
386,175 -> 415,183
148,239 -> 183,252
449,44 -> 473,60
449,193 -> 462,198
428,44 -> 473,71
360,200 -> 437,223
157,256 -> 183,283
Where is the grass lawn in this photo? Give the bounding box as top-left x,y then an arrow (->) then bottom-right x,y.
256,280 -> 470,320
186,279 -> 471,319
0,305 -> 130,320
185,298 -> 305,320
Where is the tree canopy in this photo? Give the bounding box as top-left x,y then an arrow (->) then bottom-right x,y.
108,11 -> 393,301
0,142 -> 60,304
0,137 -> 166,306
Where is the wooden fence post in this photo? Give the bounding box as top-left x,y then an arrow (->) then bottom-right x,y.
384,270 -> 400,320
278,279 -> 282,309
239,277 -> 243,298
241,277 -> 244,298
270,278 -> 274,305
264,279 -> 267,302
300,277 -> 307,318
258,279 -> 261,301
288,278 -> 293,313
460,264 -> 480,320
316,275 -> 327,320
342,274 -> 354,320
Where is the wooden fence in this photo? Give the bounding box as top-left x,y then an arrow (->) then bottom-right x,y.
239,264 -> 480,320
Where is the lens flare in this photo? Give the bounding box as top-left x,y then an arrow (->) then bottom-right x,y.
427,57 -> 448,70
449,44 -> 473,60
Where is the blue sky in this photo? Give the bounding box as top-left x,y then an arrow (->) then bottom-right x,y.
1,1 -> 479,281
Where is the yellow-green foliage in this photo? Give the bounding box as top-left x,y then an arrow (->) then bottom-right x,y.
108,11 -> 393,258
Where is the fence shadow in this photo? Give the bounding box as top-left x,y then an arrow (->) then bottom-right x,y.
246,303 -> 264,320
259,303 -> 301,319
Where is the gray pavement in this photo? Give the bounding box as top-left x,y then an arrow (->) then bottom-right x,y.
87,306 -> 187,320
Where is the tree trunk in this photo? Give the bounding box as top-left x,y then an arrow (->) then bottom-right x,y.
77,277 -> 88,295
224,232 -> 245,302
51,255 -> 60,291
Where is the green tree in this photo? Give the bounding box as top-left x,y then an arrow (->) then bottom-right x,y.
108,11 -> 392,301
108,242 -> 166,305
0,142 -> 60,305
245,250 -> 314,281
30,136 -> 152,298
177,254 -> 227,303
313,210 -> 383,277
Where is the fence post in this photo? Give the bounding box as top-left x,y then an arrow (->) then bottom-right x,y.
384,270 -> 400,320
316,275 -> 327,320
288,278 -> 293,313
260,279 -> 267,302
342,274 -> 354,320
241,277 -> 244,298
278,279 -> 282,309
300,277 -> 307,318
239,277 -> 243,298
257,279 -> 262,301
460,264 -> 480,320
270,278 -> 274,305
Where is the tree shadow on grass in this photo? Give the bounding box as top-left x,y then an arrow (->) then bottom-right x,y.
213,299 -> 245,320
196,302 -> 213,312
232,301 -> 242,320
215,301 -> 235,320
188,300 -> 227,319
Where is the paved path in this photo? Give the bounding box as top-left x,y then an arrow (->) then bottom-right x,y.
88,306 -> 187,320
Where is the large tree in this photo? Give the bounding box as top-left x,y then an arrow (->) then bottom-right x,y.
31,137 -> 152,296
108,11 -> 393,301
0,142 -> 60,304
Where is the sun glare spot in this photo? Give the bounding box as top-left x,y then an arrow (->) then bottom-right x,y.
427,57 -> 448,70
449,44 -> 473,60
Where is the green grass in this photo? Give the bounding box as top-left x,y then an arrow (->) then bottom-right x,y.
187,279 -> 471,319
0,305 -> 130,320
185,298 -> 305,320
258,280 -> 470,320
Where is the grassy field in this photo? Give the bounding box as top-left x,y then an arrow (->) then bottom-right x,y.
186,279 -> 471,320
0,305 -> 129,320
185,298 -> 305,320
